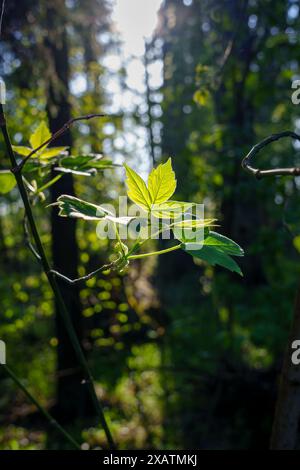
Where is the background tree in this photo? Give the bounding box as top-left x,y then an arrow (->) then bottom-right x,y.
1,0 -> 300,450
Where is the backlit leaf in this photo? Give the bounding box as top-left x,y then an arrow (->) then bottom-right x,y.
29,121 -> 51,150
55,167 -> 93,176
54,195 -> 109,220
148,158 -> 176,205
39,147 -> 68,159
151,201 -> 193,219
124,164 -> 152,211
172,218 -> 216,229
54,195 -> 134,225
12,145 -> 32,157
57,154 -> 119,174
0,171 -> 16,194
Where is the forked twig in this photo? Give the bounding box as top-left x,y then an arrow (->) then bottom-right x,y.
12,113 -> 108,173
242,131 -> 300,178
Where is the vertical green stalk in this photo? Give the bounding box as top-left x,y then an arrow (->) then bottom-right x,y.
0,104 -> 115,450
3,365 -> 81,450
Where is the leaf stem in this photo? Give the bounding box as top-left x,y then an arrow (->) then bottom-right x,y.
37,173 -> 63,193
0,104 -> 116,450
128,243 -> 182,260
114,222 -> 126,257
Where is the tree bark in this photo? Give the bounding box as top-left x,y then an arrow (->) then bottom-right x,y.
270,282 -> 300,449
45,3 -> 92,422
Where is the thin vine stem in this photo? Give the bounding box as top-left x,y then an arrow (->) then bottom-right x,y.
128,243 -> 182,260
0,104 -> 116,450
50,260 -> 117,285
37,173 -> 63,193
23,215 -> 41,262
2,365 -> 81,450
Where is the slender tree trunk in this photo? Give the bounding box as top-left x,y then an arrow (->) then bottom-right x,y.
270,282 -> 300,449
45,3 -> 92,421
144,40 -> 156,168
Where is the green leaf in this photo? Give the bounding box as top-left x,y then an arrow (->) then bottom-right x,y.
151,201 -> 194,218
54,195 -> 134,225
13,122 -> 68,161
124,163 -> 152,211
92,160 -> 117,169
173,227 -> 205,244
57,154 -> 119,175
39,147 -> 68,159
172,218 -> 216,229
173,222 -> 213,245
148,158 -> 176,205
29,121 -> 51,150
23,160 -> 48,174
0,171 -> 16,194
55,167 -> 93,176
203,231 -> 244,257
54,195 -> 109,220
183,244 -> 242,275
12,145 -> 33,157
60,155 -> 95,168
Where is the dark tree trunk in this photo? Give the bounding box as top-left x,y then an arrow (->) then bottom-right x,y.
44,3 -> 92,422
270,283 -> 300,449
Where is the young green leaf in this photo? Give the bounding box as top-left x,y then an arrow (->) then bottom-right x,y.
55,154 -> 119,176
54,195 -> 109,220
148,158 -> 176,205
183,244 -> 242,275
38,147 -> 68,159
13,121 -> 67,160
151,201 -> 194,219
29,121 -> 52,150
12,145 -> 32,157
54,195 -> 134,225
124,164 -> 152,211
172,218 -> 216,229
0,171 -> 16,194
55,167 -> 93,176
173,221 -> 215,245
203,231 -> 244,256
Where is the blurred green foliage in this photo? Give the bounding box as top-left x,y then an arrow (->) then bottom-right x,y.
1,0 -> 300,450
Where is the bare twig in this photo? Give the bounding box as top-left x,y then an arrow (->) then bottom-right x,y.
12,113 -> 108,173
242,131 -> 300,178
50,261 -> 117,285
